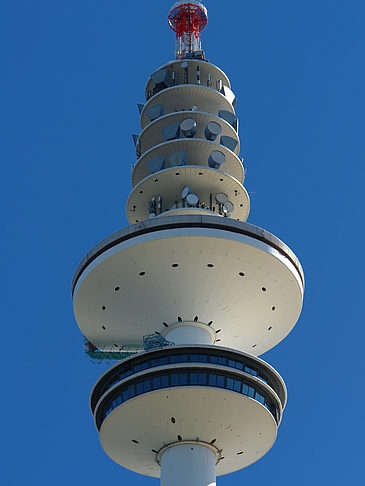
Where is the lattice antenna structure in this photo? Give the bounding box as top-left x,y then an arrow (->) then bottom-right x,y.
168,1 -> 208,59
72,2 -> 304,485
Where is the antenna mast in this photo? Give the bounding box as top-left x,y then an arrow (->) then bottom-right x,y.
168,1 -> 208,60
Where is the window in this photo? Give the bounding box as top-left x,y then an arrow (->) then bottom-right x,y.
152,377 -> 161,389
245,366 -> 258,377
122,389 -> 129,401
227,378 -> 234,390
228,360 -> 236,368
170,355 -> 179,363
235,362 -> 243,371
170,374 -> 179,386
198,373 -> 207,385
218,357 -> 226,365
233,380 -> 242,392
134,361 -> 149,372
217,375 -> 225,387
136,382 -> 144,395
255,392 -> 265,405
209,374 -> 217,385
209,355 -> 218,364
128,386 -> 135,398
143,380 -> 151,392
161,375 -> 169,387
179,373 -> 188,385
248,386 -> 255,398
190,373 -> 198,384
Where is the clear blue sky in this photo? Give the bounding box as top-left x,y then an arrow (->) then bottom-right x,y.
2,1 -> 364,484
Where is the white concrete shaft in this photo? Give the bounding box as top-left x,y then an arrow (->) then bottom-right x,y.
161,444 -> 216,486
165,324 -> 213,345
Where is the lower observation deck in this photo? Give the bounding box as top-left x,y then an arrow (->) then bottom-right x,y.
72,215 -> 304,356
92,346 -> 283,477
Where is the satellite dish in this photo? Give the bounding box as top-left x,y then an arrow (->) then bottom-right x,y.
215,192 -> 228,204
186,193 -> 199,206
181,186 -> 192,199
180,118 -> 197,137
223,201 -> 234,213
205,121 -> 222,141
208,150 -> 225,169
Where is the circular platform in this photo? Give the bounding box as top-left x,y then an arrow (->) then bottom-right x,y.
141,85 -> 235,130
98,386 -> 277,477
126,166 -> 249,223
131,138 -> 244,187
145,59 -> 231,100
73,215 -> 304,356
138,111 -> 239,156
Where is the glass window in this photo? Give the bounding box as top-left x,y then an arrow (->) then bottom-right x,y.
190,354 -> 199,362
136,382 -> 144,395
245,366 -> 258,377
190,373 -> 198,384
152,377 -> 161,390
209,374 -> 217,386
248,386 -> 255,398
209,355 -> 218,364
235,362 -> 243,371
218,357 -> 226,365
234,380 -> 242,392
198,355 -> 207,362
128,386 -> 135,398
161,375 -> 169,387
143,380 -> 151,392
227,378 -> 234,390
170,374 -> 179,386
126,370 -> 133,377
151,359 -> 160,367
217,375 -> 225,387
122,389 -> 129,401
170,355 -> 179,363
198,373 -> 207,385
228,360 -> 236,368
120,372 -> 127,380
134,361 -> 148,371
159,357 -> 168,365
116,395 -> 122,406
179,373 -> 188,385
255,392 -> 265,405
178,354 -> 187,362
242,384 -> 249,396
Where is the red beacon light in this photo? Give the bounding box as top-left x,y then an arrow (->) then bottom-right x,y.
168,1 -> 208,60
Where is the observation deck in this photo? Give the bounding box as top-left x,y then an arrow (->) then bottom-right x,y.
91,345 -> 285,477
72,215 -> 303,357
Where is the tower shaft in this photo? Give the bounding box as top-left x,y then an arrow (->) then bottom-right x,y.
161,444 -> 216,486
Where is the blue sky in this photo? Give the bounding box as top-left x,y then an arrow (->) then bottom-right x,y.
2,1 -> 364,484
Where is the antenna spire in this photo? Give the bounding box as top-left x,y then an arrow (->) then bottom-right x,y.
168,1 -> 208,60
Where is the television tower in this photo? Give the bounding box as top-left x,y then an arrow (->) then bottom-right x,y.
72,1 -> 304,485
